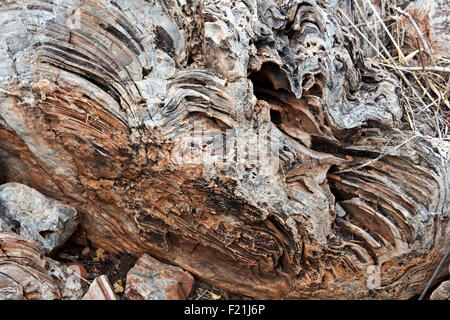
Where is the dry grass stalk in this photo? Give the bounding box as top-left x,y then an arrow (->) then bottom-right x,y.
339,0 -> 449,140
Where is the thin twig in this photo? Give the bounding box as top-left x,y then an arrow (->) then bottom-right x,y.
377,64 -> 450,73
362,0 -> 406,62
67,267 -> 92,285
391,6 -> 434,64
348,18 -> 393,29
195,288 -> 208,300
336,134 -> 420,174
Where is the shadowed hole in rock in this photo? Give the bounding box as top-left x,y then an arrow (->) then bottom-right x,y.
249,61 -> 330,151
0,160 -> 6,185
39,230 -> 54,239
249,62 -> 291,93
270,109 -> 282,125
9,219 -> 21,234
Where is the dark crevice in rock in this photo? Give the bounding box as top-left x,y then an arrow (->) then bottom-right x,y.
0,160 -> 6,185
270,109 -> 282,125
249,62 -> 292,93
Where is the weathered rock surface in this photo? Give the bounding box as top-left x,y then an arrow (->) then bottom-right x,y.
0,183 -> 79,254
45,258 -> 84,300
430,280 -> 450,300
82,275 -> 116,300
124,254 -> 194,300
0,0 -> 448,299
399,0 -> 450,63
0,231 -> 83,300
430,264 -> 450,300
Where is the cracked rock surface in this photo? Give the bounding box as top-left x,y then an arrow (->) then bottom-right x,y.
0,183 -> 79,254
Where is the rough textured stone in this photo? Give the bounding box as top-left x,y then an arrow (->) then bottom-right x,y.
400,0 -> 450,63
124,254 -> 194,300
0,232 -> 59,300
44,258 -> 84,300
0,183 -> 79,254
0,219 -> 11,232
0,0 -> 447,299
0,231 -> 82,300
430,280 -> 450,300
82,275 -> 117,300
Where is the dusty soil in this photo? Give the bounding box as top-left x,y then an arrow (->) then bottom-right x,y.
55,240 -> 252,300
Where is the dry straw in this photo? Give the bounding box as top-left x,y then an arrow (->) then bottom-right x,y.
338,0 -> 449,140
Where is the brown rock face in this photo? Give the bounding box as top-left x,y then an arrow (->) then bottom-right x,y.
400,0 -> 450,63
124,254 -> 194,300
0,0 -> 448,299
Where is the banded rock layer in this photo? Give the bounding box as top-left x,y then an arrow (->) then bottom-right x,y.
0,0 -> 448,299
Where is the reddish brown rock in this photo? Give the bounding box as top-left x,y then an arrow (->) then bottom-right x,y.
399,0 -> 449,63
124,254 -> 194,300
0,0 -> 448,300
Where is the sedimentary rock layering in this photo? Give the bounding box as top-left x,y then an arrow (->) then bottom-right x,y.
0,0 -> 448,299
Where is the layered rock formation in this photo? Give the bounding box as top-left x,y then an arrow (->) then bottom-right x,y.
0,232 -> 83,300
0,0 -> 448,299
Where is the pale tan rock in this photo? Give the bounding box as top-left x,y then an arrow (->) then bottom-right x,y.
430,280 -> 450,300
45,258 -> 84,300
82,275 -> 117,300
124,254 -> 194,300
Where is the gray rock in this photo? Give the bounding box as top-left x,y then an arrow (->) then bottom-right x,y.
45,258 -> 84,300
0,182 -> 79,254
0,219 -> 11,232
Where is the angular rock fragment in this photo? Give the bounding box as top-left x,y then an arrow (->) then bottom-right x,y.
124,254 -> 194,300
82,275 -> 117,300
0,183 -> 79,254
430,280 -> 450,300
